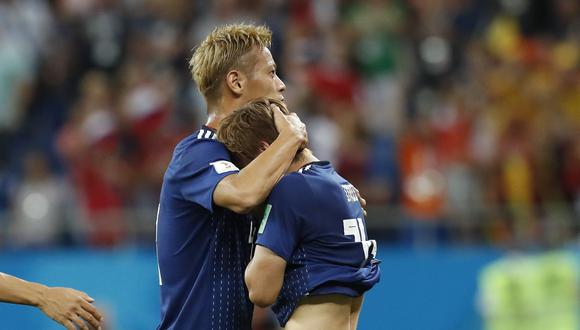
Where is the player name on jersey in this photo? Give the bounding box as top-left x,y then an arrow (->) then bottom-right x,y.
341,184 -> 358,203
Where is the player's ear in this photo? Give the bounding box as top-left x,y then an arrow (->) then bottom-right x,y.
225,70 -> 245,96
259,141 -> 270,152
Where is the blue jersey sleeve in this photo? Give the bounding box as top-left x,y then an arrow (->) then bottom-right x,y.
167,139 -> 239,213
256,174 -> 312,261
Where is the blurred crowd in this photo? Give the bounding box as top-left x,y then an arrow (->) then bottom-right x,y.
0,0 -> 578,248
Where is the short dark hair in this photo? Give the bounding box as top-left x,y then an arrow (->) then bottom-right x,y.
218,98 -> 290,168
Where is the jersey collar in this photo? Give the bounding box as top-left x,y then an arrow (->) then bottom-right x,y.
197,125 -> 217,140
298,160 -> 330,173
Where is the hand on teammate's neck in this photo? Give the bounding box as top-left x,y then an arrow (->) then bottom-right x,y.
205,96 -> 318,174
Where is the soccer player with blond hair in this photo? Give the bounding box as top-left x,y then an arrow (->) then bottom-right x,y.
218,98 -> 380,330
155,24 -> 308,329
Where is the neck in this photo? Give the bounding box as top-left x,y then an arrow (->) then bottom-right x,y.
287,149 -> 319,173
205,111 -> 227,130
205,96 -> 244,130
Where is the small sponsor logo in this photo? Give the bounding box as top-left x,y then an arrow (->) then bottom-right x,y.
210,160 -> 239,174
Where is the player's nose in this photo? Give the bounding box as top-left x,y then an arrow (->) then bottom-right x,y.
276,76 -> 286,93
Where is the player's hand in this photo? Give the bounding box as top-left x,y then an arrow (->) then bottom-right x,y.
37,287 -> 103,330
272,105 -> 308,149
355,188 -> 368,217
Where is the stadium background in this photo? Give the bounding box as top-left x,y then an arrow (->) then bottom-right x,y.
0,0 -> 579,329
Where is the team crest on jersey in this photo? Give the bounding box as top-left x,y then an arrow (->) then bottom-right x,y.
210,160 -> 239,174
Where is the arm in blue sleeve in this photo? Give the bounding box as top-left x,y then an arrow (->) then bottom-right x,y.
169,139 -> 239,212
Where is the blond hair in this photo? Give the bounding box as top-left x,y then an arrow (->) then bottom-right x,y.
189,24 -> 272,100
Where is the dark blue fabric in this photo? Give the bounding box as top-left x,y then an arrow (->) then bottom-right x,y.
256,161 -> 381,326
156,127 -> 254,330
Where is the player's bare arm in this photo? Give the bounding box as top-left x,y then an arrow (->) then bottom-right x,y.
245,245 -> 286,307
0,273 -> 103,330
213,106 -> 307,214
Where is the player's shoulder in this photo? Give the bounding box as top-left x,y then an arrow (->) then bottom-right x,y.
278,170 -> 311,188
166,127 -> 230,175
282,161 -> 346,204
173,128 -> 226,157
270,171 -> 312,203
175,127 -> 221,149
274,161 -> 335,193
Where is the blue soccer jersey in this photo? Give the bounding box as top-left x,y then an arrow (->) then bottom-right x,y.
256,161 -> 381,326
156,126 -> 256,330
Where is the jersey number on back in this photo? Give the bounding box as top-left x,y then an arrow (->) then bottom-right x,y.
343,218 -> 377,266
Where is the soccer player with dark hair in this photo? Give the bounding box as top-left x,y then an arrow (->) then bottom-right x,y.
155,24 -> 309,330
218,98 -> 380,330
